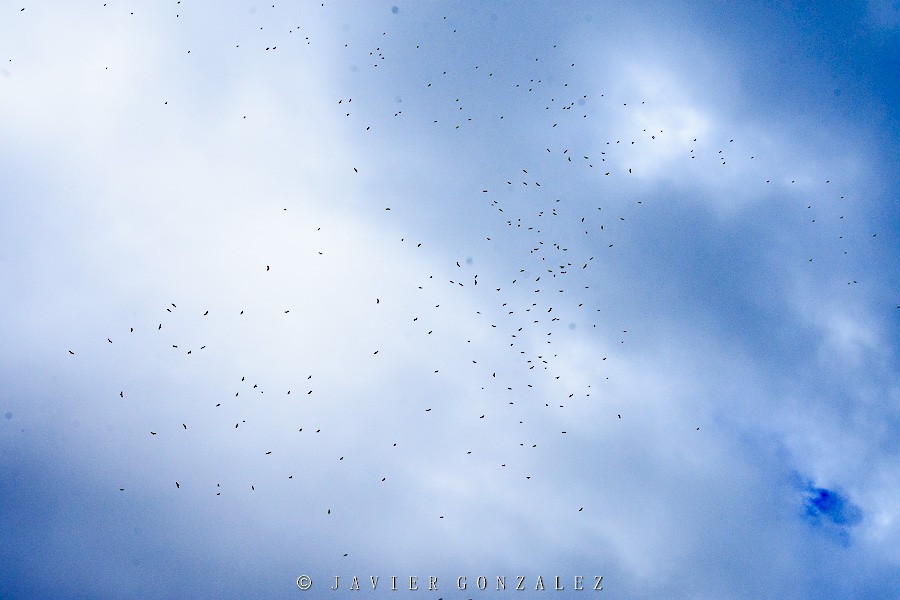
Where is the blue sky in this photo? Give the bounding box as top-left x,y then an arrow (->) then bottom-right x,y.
1,1 -> 898,598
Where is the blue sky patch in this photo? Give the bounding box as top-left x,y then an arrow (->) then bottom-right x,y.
803,484 -> 863,547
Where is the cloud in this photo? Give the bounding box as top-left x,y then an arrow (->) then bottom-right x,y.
867,0 -> 900,30
1,2 -> 898,599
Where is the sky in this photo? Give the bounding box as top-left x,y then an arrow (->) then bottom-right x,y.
0,1 -> 898,598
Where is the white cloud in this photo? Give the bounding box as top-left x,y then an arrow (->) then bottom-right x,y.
1,3 -> 897,599
867,0 -> 900,30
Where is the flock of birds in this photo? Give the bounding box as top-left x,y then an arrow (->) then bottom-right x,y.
47,3 -> 880,562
